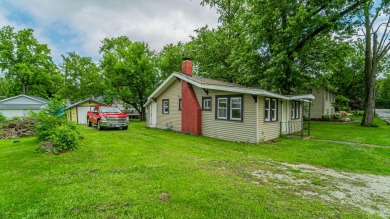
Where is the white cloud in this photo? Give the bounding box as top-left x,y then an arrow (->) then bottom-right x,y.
1,0 -> 219,62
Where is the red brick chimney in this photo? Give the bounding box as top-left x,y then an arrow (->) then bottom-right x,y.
180,58 -> 201,135
182,58 -> 192,75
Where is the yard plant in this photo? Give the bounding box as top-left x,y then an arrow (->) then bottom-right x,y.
0,122 -> 389,218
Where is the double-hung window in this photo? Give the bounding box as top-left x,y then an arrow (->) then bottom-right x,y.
216,95 -> 243,121
291,101 -> 300,119
162,99 -> 169,114
217,98 -> 228,119
202,97 -> 212,111
230,97 -> 242,120
265,98 -> 278,122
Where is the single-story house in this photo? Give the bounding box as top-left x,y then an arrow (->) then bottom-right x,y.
65,98 -> 106,124
144,59 -> 315,143
311,87 -> 335,119
0,94 -> 48,119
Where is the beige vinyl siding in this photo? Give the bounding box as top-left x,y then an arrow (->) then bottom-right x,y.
156,80 -> 181,131
324,90 -> 334,114
311,87 -> 335,118
311,87 -> 325,118
193,87 -> 257,143
257,96 -> 282,142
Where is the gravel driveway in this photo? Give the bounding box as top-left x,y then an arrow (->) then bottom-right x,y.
250,160 -> 390,218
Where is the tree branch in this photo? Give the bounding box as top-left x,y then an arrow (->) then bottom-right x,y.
294,0 -> 367,52
377,16 -> 390,52
370,1 -> 385,27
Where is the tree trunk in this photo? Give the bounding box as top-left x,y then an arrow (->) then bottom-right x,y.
141,106 -> 146,121
361,8 -> 376,126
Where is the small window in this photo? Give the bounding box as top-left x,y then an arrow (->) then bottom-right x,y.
265,97 -> 278,122
230,97 -> 242,120
179,99 -> 182,111
217,98 -> 227,119
202,97 -> 212,111
265,98 -> 270,121
291,101 -> 300,119
162,99 -> 169,114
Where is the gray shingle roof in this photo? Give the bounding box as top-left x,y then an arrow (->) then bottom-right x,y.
65,98 -> 107,109
180,73 -> 246,88
28,96 -> 49,103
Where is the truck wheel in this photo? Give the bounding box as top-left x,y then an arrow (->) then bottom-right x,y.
97,121 -> 102,131
122,126 -> 128,130
87,118 -> 92,127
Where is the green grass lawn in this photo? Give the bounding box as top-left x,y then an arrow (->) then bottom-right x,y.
1,122 -> 389,218
309,117 -> 390,146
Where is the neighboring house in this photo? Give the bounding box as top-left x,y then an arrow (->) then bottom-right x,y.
311,87 -> 335,119
144,59 -> 315,143
0,94 -> 48,119
65,98 -> 107,124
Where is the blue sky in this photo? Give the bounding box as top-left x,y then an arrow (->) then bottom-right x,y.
0,0 -> 219,64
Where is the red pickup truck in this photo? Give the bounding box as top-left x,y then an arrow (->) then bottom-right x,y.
87,106 -> 129,130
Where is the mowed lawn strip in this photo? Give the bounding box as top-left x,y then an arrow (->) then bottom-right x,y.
309,117 -> 390,146
1,122 -> 388,218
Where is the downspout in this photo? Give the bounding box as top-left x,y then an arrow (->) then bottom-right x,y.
256,95 -> 259,143
308,100 -> 311,137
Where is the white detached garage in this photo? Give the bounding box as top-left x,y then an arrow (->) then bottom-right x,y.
0,94 -> 48,119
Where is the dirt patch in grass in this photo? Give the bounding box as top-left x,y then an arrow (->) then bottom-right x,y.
249,161 -> 390,218
0,118 -> 36,139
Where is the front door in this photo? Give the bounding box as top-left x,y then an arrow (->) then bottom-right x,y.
150,102 -> 157,127
282,101 -> 288,134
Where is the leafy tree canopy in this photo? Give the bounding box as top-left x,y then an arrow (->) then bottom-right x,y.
58,52 -> 103,102
0,26 -> 61,98
99,36 -> 157,120
198,0 -> 366,94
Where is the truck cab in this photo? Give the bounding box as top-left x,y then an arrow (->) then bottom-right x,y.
87,106 -> 129,130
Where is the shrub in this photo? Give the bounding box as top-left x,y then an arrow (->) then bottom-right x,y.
31,111 -> 67,141
31,96 -> 81,154
51,124 -> 80,154
352,110 -> 364,116
0,113 -> 6,122
331,113 -> 341,120
321,114 -> 331,121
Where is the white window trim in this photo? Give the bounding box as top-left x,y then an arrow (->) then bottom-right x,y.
203,99 -> 211,110
162,99 -> 169,114
265,98 -> 271,121
217,98 -> 227,119
265,97 -> 278,122
230,97 -> 242,120
291,101 -> 300,119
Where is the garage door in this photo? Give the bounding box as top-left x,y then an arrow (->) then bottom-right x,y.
77,106 -> 94,124
0,110 -> 24,119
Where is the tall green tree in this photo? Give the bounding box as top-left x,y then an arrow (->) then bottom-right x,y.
0,26 -> 61,98
100,36 -> 157,120
58,52 -> 103,101
156,42 -> 186,82
359,0 -> 390,126
200,0 -> 367,94
328,43 -> 365,101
